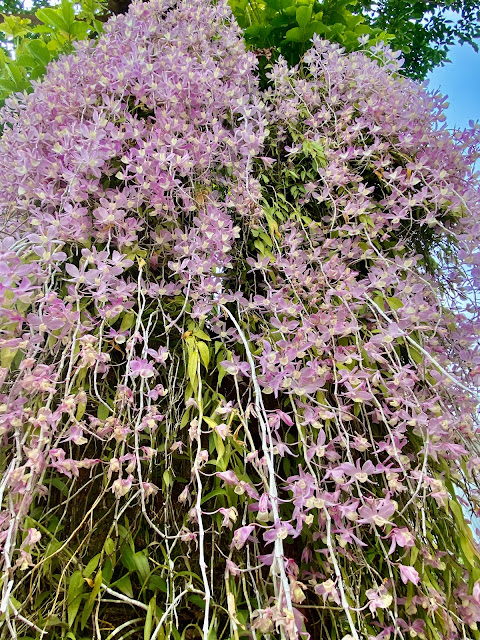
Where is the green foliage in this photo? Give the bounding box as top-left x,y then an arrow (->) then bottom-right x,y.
358,0 -> 480,80
230,0 -> 392,72
1,0 -> 52,13
1,0 -> 478,96
230,0 -> 480,79
0,0 -> 105,106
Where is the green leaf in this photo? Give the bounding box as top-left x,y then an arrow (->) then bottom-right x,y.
120,545 -> 136,573
97,402 -> 110,420
144,596 -> 156,640
46,38 -> 62,52
83,554 -> 100,578
1,347 -> 18,369
192,328 -> 211,341
188,594 -> 206,610
201,487 -> 227,504
198,342 -> 210,369
188,349 -> 199,386
203,416 -> 217,429
67,570 -> 85,627
45,477 -> 69,497
120,311 -> 135,332
285,26 -> 304,41
296,5 -> 312,29
408,344 -> 423,364
163,469 -> 173,489
92,18 -> 104,34
14,54 -> 38,69
0,14 -> 33,38
76,399 -> 87,421
410,546 -> 419,566
36,7 -> 70,33
133,551 -> 150,584
61,0 -> 76,28
253,239 -> 265,253
114,575 -> 133,598
449,499 -> 480,568
325,22 -> 345,35
387,297 -> 404,310
264,0 -> 292,11
148,575 -> 168,592
25,40 -> 52,65
103,558 -> 114,583
70,21 -> 90,39
81,570 -> 102,629
373,295 -> 385,311
213,431 -> 225,461
104,537 -> 115,556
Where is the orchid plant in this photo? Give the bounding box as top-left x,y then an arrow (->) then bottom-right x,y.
0,1 -> 480,639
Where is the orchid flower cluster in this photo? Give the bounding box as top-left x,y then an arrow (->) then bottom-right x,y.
0,0 -> 480,639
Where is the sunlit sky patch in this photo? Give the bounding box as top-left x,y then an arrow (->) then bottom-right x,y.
427,43 -> 480,130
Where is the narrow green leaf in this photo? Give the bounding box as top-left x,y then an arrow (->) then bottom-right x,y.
144,596 -> 156,640
104,537 -> 115,556
120,545 -> 136,573
148,575 -> 168,592
67,570 -> 85,627
114,574 -> 133,598
97,402 -> 110,420
81,569 -> 102,629
188,349 -> 199,386
103,558 -> 114,583
45,477 -> 69,497
133,551 -> 150,584
198,342 -> 210,369
201,487 -> 227,504
83,553 -> 100,578
387,296 -> 404,310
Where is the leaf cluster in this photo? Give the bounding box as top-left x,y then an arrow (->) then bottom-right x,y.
230,0 -> 392,73
358,0 -> 480,79
0,0 -> 105,107
230,0 -> 480,79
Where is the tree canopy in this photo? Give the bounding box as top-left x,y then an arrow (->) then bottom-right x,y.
358,0 -> 480,79
1,0 -> 480,85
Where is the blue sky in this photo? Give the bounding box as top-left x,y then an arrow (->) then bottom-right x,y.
429,43 -> 480,536
427,43 -> 480,129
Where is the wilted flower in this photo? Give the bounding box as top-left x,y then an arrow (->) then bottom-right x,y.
231,525 -> 255,550
142,482 -> 159,498
111,474 -> 134,499
366,585 -> 393,614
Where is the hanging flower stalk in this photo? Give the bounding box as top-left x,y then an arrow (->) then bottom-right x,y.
0,1 -> 480,638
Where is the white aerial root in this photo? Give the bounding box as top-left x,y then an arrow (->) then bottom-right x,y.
366,295 -> 479,399
291,403 -> 360,640
194,358 -> 212,640
323,506 -> 360,640
101,584 -> 149,611
220,304 -> 294,620
150,588 -> 192,640
8,602 -> 49,637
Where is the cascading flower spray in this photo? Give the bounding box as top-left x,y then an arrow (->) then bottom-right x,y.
0,1 -> 480,639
